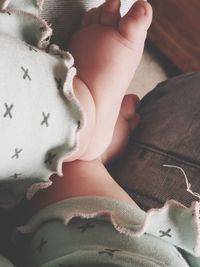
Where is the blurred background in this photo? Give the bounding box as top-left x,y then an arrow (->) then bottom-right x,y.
130,0 -> 200,97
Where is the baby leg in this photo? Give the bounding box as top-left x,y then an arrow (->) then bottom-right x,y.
30,159 -> 139,213
30,94 -> 140,212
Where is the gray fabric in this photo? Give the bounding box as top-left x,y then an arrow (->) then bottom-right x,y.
41,0 -> 134,49
109,72 -> 200,211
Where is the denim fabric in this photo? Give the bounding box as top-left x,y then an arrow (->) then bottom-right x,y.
109,73 -> 200,211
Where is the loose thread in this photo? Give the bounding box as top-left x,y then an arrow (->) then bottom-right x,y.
163,164 -> 200,201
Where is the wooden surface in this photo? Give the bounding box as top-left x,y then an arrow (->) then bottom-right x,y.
148,0 -> 200,73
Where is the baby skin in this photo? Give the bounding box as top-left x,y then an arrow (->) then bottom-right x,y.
31,0 -> 152,211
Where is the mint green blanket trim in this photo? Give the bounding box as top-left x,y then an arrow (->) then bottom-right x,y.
19,197 -> 197,267
18,197 -> 146,234
19,197 -> 200,257
0,0 -> 52,49
35,248 -> 180,267
0,255 -> 14,267
0,9 -> 51,48
0,0 -> 41,15
185,253 -> 200,267
0,11 -> 42,45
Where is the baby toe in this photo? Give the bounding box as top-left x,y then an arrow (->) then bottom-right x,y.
121,94 -> 140,121
100,0 -> 121,26
119,0 -> 153,44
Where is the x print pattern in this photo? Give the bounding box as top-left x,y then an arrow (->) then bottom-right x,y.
1,42 -> 71,181
0,40 -> 76,174
0,33 -> 82,222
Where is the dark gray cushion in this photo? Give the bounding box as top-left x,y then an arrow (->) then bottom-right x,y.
109,73 -> 200,211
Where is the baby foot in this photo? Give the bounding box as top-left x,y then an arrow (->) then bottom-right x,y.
100,94 -> 140,164
70,0 -> 152,160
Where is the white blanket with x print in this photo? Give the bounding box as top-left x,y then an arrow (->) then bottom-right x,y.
0,3 -> 83,208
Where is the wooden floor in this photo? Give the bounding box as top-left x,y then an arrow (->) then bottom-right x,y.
148,0 -> 200,73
